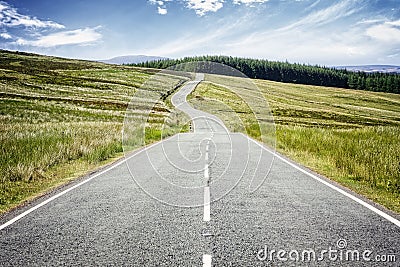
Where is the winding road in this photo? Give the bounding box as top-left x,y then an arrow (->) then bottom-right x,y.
1,73 -> 399,266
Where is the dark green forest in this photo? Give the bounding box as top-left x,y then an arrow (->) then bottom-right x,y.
133,56 -> 400,94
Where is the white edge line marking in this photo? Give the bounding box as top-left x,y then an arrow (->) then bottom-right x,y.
203,254 -> 212,267
204,186 -> 211,222
241,133 -> 400,228
0,137 -> 174,231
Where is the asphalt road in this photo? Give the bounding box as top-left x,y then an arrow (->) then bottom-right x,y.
1,73 -> 399,266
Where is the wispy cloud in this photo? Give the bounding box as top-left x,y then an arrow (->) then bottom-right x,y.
0,1 -> 64,29
356,18 -> 385,25
15,27 -> 102,48
145,13 -> 252,55
0,2 -> 102,48
233,0 -> 269,5
182,0 -> 393,65
304,0 -> 321,12
278,0 -> 364,31
0,32 -> 12,39
143,0 -> 400,64
221,27 -> 372,65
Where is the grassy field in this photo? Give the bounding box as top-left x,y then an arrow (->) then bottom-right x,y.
2,50 -> 399,215
189,75 -> 400,213
0,50 -> 189,213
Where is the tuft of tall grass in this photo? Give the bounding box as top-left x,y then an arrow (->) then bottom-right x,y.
0,122 -> 122,183
277,126 -> 400,195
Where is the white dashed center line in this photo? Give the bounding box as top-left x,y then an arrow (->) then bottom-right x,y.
203,186 -> 211,222
203,140 -> 212,265
203,141 -> 211,222
203,254 -> 212,267
204,164 -> 209,180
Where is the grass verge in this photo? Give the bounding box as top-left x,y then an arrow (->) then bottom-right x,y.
189,76 -> 400,213
0,50 -> 189,213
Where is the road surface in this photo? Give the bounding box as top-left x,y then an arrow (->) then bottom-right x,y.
1,73 -> 399,266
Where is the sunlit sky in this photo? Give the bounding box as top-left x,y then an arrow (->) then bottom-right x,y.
0,0 -> 399,65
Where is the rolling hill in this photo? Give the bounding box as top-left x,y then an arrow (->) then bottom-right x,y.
336,65 -> 400,73
0,50 -> 187,213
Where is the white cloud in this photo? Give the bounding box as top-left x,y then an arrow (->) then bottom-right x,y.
149,0 -> 269,16
149,0 -> 224,16
387,19 -> 400,27
0,1 -> 64,29
158,6 -> 168,15
15,27 -> 102,47
149,0 -> 170,15
0,32 -> 11,39
0,2 -> 102,49
366,22 -> 400,43
185,0 -> 224,16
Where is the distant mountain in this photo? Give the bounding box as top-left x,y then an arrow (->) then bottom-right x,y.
98,55 -> 168,65
335,65 -> 400,74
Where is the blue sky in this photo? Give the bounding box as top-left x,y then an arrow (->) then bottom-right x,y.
0,0 -> 399,65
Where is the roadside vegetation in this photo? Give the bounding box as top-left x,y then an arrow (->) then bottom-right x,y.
0,50 -> 188,213
2,50 -> 399,215
189,76 -> 400,213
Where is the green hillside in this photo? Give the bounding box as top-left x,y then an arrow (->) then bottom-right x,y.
0,50 -> 188,213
